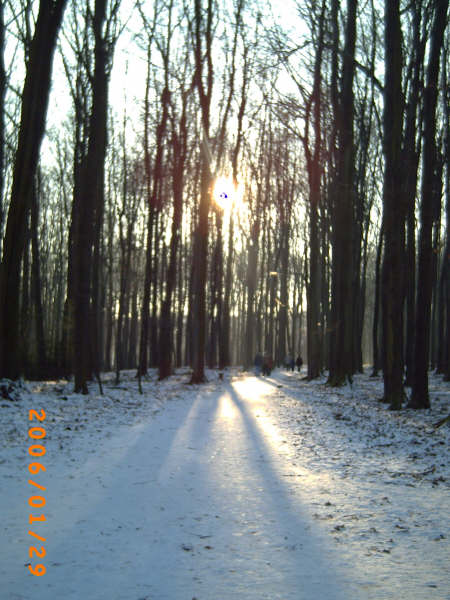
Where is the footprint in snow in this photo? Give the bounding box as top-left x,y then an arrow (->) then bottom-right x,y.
182,543 -> 193,551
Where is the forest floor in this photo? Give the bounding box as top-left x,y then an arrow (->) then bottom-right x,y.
0,367 -> 449,600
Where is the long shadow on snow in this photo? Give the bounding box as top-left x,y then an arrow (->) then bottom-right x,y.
6,385 -> 223,600
225,380 -> 350,599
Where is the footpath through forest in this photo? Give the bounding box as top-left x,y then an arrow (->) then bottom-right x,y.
1,369 -> 449,599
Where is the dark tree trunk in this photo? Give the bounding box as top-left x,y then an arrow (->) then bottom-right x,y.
150,210 -> 161,367
159,98 -> 187,379
352,12 -> 376,375
72,0 -> 110,393
0,0 -> 68,379
219,212 -> 233,368
138,83 -> 170,375
266,246 -> 278,360
371,221 -> 383,376
277,222 -> 289,365
410,0 -> 448,408
304,0 -> 326,380
126,272 -> 138,369
91,167 -> 105,376
244,218 -> 259,369
138,206 -> 155,375
104,203 -> 114,372
190,157 -> 211,382
444,150 -> 450,381
185,245 -> 195,367
438,51 -> 449,378
137,57 -> 168,375
175,242 -> 184,368
436,252 -> 446,374
190,0 -> 213,383
403,2 -> 425,386
328,0 -> 357,386
31,174 -> 46,375
61,62 -> 90,376
207,214 -> 222,369
381,0 -> 406,409
115,218 -> 133,383
430,177 -> 443,370
404,198 -> 417,386
0,2 -> 5,249
356,211 -> 370,373
320,202 -> 330,372
21,218 -> 31,374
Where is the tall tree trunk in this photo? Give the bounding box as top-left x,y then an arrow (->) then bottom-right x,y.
439,50 -> 449,379
444,141 -> 450,381
175,242 -> 184,368
381,0 -> 406,409
190,0 -> 214,383
328,0 -> 357,386
219,212 -> 233,368
303,0 -> 326,380
159,99 -> 187,379
430,175 -> 443,369
127,273 -> 138,369
21,218 -> 31,374
72,0 -> 110,393
207,214 -> 222,368
410,0 -> 448,408
115,218 -> 132,383
150,212 -> 163,368
371,221 -> 383,376
91,166 -> 105,376
185,243 -> 195,367
31,173 -> 46,376
0,0 -> 68,379
138,57 -> 169,376
0,2 -> 5,250
104,202 -> 114,372
244,218 -> 259,369
403,1 -> 425,386
277,222 -> 289,365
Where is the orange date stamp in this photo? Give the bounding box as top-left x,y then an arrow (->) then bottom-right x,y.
27,409 -> 47,576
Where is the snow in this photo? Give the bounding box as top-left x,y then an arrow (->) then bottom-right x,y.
1,368 -> 449,599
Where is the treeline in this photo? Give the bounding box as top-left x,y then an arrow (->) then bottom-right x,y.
0,0 -> 448,411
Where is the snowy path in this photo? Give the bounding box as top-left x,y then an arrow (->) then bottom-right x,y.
1,371 -> 449,599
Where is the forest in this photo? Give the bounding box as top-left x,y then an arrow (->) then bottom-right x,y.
0,0 -> 448,410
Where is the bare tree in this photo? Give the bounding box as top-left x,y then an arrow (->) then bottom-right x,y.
137,0 -> 168,376
328,0 -> 358,386
159,82 -> 189,379
409,0 -> 448,409
380,0 -> 406,409
0,0 -> 68,379
190,0 -> 214,383
71,0 -> 121,393
0,3 -> 6,247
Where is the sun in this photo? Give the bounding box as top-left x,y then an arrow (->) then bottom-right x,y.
213,176 -> 243,211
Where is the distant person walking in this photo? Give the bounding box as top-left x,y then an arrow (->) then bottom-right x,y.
254,351 -> 263,376
284,354 -> 295,371
295,355 -> 303,372
262,353 -> 273,376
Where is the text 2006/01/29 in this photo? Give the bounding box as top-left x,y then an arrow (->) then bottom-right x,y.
27,409 -> 47,576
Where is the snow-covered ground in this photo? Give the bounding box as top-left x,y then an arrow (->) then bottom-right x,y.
1,368 -> 449,599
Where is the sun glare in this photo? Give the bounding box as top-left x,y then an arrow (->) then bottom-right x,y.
213,176 -> 243,212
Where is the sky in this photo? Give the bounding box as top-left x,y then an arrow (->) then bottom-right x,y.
40,0 -> 303,154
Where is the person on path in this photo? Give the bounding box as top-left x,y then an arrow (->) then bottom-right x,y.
284,354 -> 293,371
296,355 -> 303,372
262,353 -> 273,376
254,351 -> 263,376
